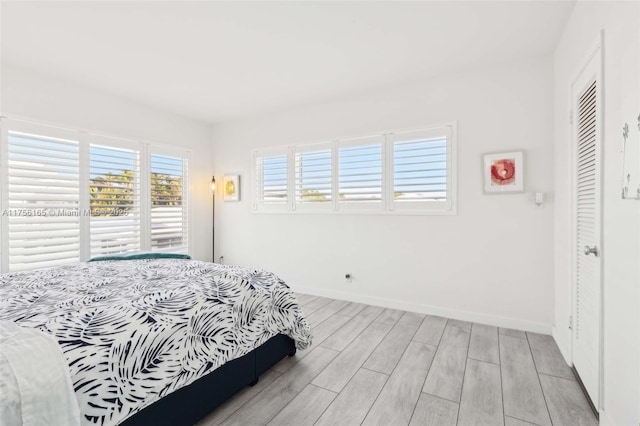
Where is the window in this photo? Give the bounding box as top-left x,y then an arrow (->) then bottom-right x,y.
0,118 -> 191,272
338,136 -> 384,209
390,127 -> 453,211
252,123 -> 456,214
89,138 -> 141,257
294,144 -> 332,210
150,152 -> 189,253
254,149 -> 289,211
3,125 -> 81,271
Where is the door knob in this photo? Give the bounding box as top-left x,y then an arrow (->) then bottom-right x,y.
584,245 -> 599,257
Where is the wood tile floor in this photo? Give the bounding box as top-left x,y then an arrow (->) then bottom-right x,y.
197,294 -> 597,426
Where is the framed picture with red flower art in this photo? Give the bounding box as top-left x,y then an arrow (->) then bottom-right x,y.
483,151 -> 524,193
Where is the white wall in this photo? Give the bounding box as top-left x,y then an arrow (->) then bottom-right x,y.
212,57 -> 555,332
0,64 -> 214,262
552,2 -> 640,425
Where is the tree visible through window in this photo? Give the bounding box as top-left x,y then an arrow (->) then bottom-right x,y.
90,171 -> 135,214
0,119 -> 192,272
89,144 -> 140,257
150,153 -> 188,252
296,146 -> 331,204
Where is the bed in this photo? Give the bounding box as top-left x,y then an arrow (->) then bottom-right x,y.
0,259 -> 312,425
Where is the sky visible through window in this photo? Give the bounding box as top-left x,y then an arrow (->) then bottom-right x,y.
262,154 -> 288,203
150,153 -> 184,177
8,134 -> 185,212
9,133 -> 79,179
9,134 -> 182,178
296,148 -> 332,201
394,136 -> 447,201
339,143 -> 383,201
90,145 -> 135,179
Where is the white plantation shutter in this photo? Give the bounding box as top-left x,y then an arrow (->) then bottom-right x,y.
390,126 -> 454,212
5,125 -> 81,271
0,119 -> 193,272
150,152 -> 189,253
254,149 -> 289,211
294,143 -> 332,210
338,136 -> 384,209
250,124 -> 457,215
89,139 -> 141,257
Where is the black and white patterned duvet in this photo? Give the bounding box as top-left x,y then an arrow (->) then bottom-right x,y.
0,259 -> 312,425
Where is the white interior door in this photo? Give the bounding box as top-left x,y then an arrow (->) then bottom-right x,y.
571,46 -> 603,409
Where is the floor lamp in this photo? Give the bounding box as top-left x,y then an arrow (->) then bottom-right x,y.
211,176 -> 216,263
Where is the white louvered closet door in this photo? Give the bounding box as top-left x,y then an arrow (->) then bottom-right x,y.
571,48 -> 602,409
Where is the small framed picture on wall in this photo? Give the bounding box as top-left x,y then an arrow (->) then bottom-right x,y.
223,174 -> 240,201
483,151 -> 524,193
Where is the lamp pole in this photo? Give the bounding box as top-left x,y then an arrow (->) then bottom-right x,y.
211,176 -> 216,263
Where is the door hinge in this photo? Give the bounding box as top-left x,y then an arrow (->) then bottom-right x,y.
569,315 -> 573,330
569,110 -> 573,125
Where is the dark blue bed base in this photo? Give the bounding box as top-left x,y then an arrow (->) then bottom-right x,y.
120,334 -> 296,426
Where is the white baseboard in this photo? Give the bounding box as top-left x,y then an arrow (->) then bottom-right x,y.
552,325 -> 573,366
294,285 -> 552,335
598,409 -> 616,426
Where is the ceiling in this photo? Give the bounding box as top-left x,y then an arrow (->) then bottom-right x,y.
1,1 -> 575,124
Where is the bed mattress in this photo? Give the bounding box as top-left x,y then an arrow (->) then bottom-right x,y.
0,259 -> 312,425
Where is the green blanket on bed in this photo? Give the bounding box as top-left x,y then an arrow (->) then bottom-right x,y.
88,252 -> 192,262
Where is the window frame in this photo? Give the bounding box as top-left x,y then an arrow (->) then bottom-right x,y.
87,133 -> 143,258
252,121 -> 457,215
293,142 -> 334,212
2,119 -> 83,272
337,134 -> 386,212
0,117 -> 192,273
253,147 -> 291,213
388,125 -> 456,213
148,145 -> 191,255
